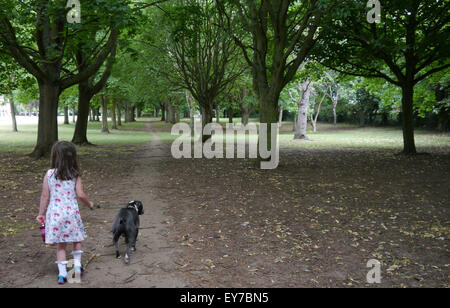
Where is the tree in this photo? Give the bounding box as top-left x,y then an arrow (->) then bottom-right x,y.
72,40 -> 117,145
323,71 -> 341,125
217,0 -> 336,151
226,73 -> 258,125
289,81 -> 312,140
428,76 -> 449,132
316,0 -> 450,154
354,85 -> 381,127
59,86 -> 78,125
166,0 -> 243,142
0,54 -> 34,132
107,7 -> 179,127
100,95 -> 110,134
0,0 -> 127,157
309,83 -> 328,132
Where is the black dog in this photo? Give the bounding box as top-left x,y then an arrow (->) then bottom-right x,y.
112,201 -> 144,264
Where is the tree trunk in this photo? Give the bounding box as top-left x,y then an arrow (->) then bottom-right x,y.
96,107 -> 100,121
259,92 -> 279,152
240,88 -> 251,126
333,99 -> 338,125
167,103 -> 177,124
124,104 -> 129,123
117,102 -> 122,126
332,92 -> 338,125
186,91 -> 195,135
200,102 -> 214,143
310,90 -> 326,133
111,99 -> 117,130
137,107 -> 142,118
359,106 -> 365,127
293,112 -> 298,132
294,82 -> 311,140
437,109 -> 448,132
166,103 -> 172,123
31,81 -> 60,158
8,96 -> 18,132
332,107 -> 337,125
228,107 -> 233,123
242,108 -> 250,125
401,82 -> 416,154
72,104 -> 76,123
72,81 -> 93,145
381,112 -> 388,126
160,103 -> 166,121
190,107 -> 195,136
310,114 -> 317,133
278,106 -> 283,128
216,107 -> 220,123
260,96 -> 279,125
131,106 -> 136,122
101,95 -> 110,133
175,106 -> 180,123
125,103 -> 135,123
64,106 -> 69,125
165,103 -> 169,122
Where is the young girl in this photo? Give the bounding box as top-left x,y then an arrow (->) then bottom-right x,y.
36,141 -> 94,285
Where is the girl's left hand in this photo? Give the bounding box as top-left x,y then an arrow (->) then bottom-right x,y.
36,215 -> 45,224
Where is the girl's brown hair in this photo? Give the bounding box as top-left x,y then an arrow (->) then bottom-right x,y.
50,141 -> 81,181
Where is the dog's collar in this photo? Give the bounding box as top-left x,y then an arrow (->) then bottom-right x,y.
127,202 -> 139,213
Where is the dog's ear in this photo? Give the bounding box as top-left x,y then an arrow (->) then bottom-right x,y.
137,201 -> 144,215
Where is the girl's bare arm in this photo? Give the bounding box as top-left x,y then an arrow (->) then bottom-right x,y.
36,175 -> 50,223
76,177 -> 94,209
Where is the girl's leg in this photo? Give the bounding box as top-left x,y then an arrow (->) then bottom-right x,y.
56,243 -> 68,281
73,242 -> 82,251
72,242 -> 83,273
57,243 -> 67,262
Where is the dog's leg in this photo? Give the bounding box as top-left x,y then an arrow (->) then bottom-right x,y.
132,229 -> 139,252
125,229 -> 136,264
124,243 -> 131,264
113,233 -> 121,259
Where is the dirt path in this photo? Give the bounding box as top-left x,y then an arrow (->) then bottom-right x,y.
22,123 -> 187,287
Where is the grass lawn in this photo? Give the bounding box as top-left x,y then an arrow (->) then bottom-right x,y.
2,116 -> 448,154
0,119 -> 153,153
148,118 -> 450,153
279,123 -> 450,152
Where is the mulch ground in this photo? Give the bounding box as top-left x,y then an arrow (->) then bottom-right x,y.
0,123 -> 449,288
154,145 -> 449,287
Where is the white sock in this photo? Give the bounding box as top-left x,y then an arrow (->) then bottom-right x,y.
57,261 -> 68,277
72,250 -> 83,267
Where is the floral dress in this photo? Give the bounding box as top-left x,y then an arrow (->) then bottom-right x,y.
45,169 -> 87,244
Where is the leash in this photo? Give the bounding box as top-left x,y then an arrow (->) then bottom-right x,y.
95,204 -> 139,212
94,205 -> 125,210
